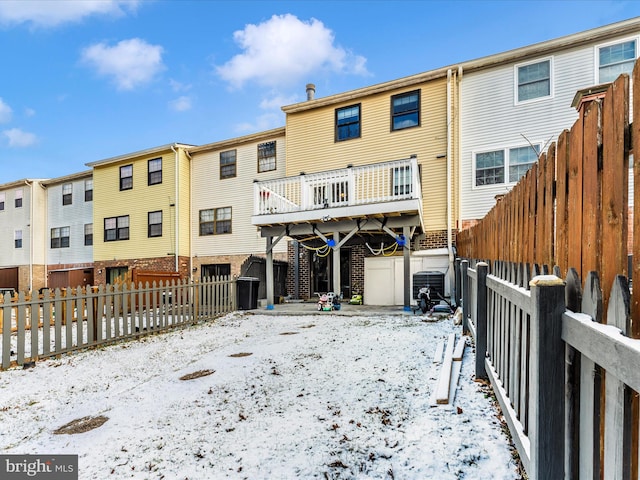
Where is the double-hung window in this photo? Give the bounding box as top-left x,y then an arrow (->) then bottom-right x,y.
84,224 -> 93,246
258,141 -> 277,172
199,207 -> 231,235
148,211 -> 162,237
335,104 -> 361,141
62,183 -> 72,205
104,215 -> 129,241
391,90 -> 420,131
14,189 -> 22,208
51,226 -> 70,248
516,59 -> 551,102
220,150 -> 236,179
598,39 -> 637,83
0,192 -> 5,211
14,230 -> 22,249
148,158 -> 162,185
120,165 -> 133,191
84,179 -> 93,202
475,144 -> 540,187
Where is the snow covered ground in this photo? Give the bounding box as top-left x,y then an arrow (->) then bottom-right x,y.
0,312 -> 523,479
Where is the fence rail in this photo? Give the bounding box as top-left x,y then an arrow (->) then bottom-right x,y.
1,276 -> 236,370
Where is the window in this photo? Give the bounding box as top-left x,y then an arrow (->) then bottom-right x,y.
475,144 -> 540,186
599,39 -> 637,83
14,230 -> 22,249
258,141 -> 277,172
148,210 -> 162,237
220,150 -> 236,179
104,215 -> 129,241
0,192 -> 4,211
392,166 -> 413,196
120,164 -> 133,191
84,179 -> 93,202
15,189 -> 22,208
201,263 -> 231,279
51,226 -> 70,248
148,158 -> 162,185
199,207 -> 232,235
391,90 -> 420,131
517,59 -> 551,102
62,183 -> 72,205
84,223 -> 93,246
335,104 -> 361,141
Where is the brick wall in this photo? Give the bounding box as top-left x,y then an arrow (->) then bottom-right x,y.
417,229 -> 455,250
94,255 -> 190,285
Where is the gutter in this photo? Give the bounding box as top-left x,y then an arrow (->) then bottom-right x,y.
171,145 -> 179,273
184,148 -> 193,280
446,70 -> 454,268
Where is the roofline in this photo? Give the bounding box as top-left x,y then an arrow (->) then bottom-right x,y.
41,170 -> 92,187
282,16 -> 640,113
187,127 -> 286,154
0,178 -> 48,190
86,142 -> 195,168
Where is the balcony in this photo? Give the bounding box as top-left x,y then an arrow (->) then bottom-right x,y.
252,157 -> 423,228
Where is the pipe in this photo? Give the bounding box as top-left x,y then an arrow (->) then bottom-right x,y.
185,148 -> 193,280
171,145 -> 179,273
446,69 -> 454,293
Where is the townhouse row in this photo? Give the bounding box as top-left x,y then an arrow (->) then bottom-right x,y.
1,17 -> 638,306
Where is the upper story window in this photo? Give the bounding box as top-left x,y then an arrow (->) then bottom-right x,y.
84,179 -> 93,202
51,226 -> 70,248
62,183 -> 72,205
120,164 -> 133,191
598,39 -> 637,83
475,144 -> 540,187
14,188 -> 22,208
104,215 -> 129,241
220,150 -> 236,179
148,210 -> 162,237
199,207 -> 232,236
335,104 -> 361,141
258,141 -> 277,172
516,59 -> 551,102
14,230 -> 22,249
0,192 -> 5,211
148,158 -> 162,185
391,90 -> 420,131
84,223 -> 93,246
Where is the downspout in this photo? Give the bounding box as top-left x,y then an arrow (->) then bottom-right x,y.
446,70 -> 454,286
185,148 -> 193,281
171,145 -> 179,273
27,180 -> 33,292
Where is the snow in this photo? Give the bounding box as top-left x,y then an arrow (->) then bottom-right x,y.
0,312 -> 522,479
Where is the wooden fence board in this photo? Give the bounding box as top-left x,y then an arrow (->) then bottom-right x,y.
582,100 -> 601,278
568,111 -> 584,279
556,130 -> 570,277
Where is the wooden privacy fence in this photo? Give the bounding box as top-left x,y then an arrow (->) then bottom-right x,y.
0,275 -> 236,370
458,259 -> 640,480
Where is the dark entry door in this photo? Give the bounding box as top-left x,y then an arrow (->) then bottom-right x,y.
310,249 -> 351,298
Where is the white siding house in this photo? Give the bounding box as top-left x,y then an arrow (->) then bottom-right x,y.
459,17 -> 640,224
42,171 -> 94,288
189,128 -> 288,279
0,179 -> 48,292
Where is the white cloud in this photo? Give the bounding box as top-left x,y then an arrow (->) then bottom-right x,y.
169,96 -> 192,112
216,14 -> 369,89
81,38 -> 165,90
0,0 -> 139,28
259,93 -> 299,110
3,128 -> 37,147
169,79 -> 192,93
24,107 -> 35,117
234,112 -> 284,134
0,98 -> 12,123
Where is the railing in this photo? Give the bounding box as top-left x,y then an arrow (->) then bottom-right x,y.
1,276 -> 235,370
253,157 -> 421,216
458,258 -> 640,480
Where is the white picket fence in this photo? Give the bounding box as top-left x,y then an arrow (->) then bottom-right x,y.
1,276 -> 235,370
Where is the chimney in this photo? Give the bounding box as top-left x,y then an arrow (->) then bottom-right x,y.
306,83 -> 316,101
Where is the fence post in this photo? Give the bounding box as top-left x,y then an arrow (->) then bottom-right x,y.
529,274 -> 566,480
475,262 -> 489,381
455,258 -> 462,307
461,260 -> 470,335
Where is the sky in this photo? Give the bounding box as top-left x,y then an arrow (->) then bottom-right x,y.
0,0 -> 639,185
1,311 -> 522,479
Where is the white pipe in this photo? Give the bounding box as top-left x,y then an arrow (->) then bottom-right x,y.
185,148 -> 193,281
446,69 -> 453,266
28,180 -> 33,292
171,145 -> 179,273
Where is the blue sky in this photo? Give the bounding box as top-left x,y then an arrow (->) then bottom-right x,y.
0,0 -> 638,184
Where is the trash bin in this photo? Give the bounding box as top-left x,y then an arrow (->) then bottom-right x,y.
237,277 -> 260,310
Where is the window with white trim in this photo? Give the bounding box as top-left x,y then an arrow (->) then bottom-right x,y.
62,183 -> 72,205
474,144 -> 540,187
516,59 -> 551,102
258,141 -> 277,172
51,226 -> 70,248
14,189 -> 22,208
598,39 -> 637,83
14,230 -> 22,249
